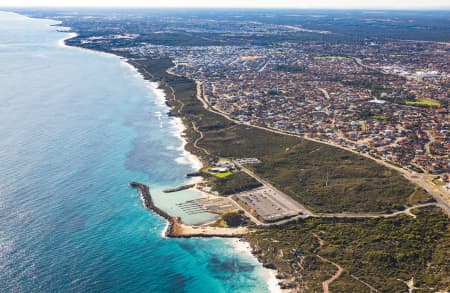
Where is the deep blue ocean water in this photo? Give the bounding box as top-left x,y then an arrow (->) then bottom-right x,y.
0,12 -> 273,292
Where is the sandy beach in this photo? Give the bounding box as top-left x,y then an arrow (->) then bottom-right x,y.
170,217 -> 249,237
57,32 -> 78,47
171,117 -> 204,170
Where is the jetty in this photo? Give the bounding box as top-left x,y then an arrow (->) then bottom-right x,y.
163,183 -> 195,193
176,200 -> 208,215
129,181 -> 248,238
186,172 -> 202,177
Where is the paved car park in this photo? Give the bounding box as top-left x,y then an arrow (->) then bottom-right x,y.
236,187 -> 300,222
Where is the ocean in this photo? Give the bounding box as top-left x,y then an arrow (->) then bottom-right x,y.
0,12 -> 275,292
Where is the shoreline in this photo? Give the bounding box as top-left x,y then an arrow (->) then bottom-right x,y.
171,117 -> 204,172
232,239 -> 283,293
58,28 -> 205,184
57,29 -> 283,293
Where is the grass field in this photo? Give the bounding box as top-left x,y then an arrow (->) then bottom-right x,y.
212,171 -> 233,178
433,178 -> 448,187
202,167 -> 233,178
406,98 -> 441,107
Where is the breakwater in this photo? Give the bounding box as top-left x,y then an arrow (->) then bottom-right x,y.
186,172 -> 202,177
129,181 -> 173,220
163,184 -> 195,193
129,181 -> 178,237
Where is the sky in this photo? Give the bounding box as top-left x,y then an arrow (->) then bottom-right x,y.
1,0 -> 449,9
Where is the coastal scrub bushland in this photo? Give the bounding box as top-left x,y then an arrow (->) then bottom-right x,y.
245,206 -> 450,292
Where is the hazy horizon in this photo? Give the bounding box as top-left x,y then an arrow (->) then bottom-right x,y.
1,0 -> 449,10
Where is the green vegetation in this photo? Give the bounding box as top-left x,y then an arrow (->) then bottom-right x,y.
203,168 -> 233,178
314,55 -> 347,60
369,114 -> 388,120
245,207 -> 450,292
389,54 -> 408,57
433,178 -> 448,187
329,272 -> 370,292
212,171 -> 233,178
406,98 -> 441,108
274,64 -> 306,73
210,211 -> 248,227
210,171 -> 263,195
222,211 -> 246,227
199,125 -> 300,159
407,188 -> 435,205
251,141 -> 415,213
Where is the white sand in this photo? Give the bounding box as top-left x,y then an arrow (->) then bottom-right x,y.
144,78 -> 204,174
170,117 -> 204,171
57,32 -> 78,47
147,82 -> 167,106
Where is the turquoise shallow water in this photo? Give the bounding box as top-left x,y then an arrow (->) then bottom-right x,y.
0,12 -> 272,292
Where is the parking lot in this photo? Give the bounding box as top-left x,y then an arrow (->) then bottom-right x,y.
236,187 -> 300,222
